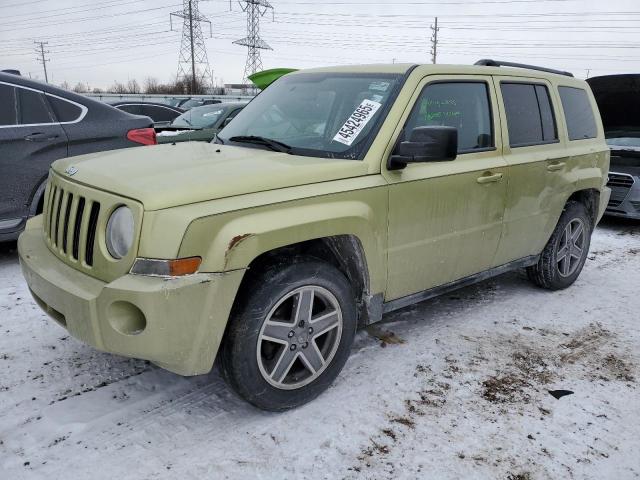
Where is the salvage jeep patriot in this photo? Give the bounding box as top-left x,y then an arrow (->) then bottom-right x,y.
19,61 -> 611,411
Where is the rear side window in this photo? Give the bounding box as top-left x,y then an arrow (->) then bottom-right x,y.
0,84 -> 18,126
143,106 -> 179,122
18,88 -> 53,125
47,95 -> 83,122
405,82 -> 494,152
558,86 -> 597,140
501,82 -> 558,147
117,104 -> 141,115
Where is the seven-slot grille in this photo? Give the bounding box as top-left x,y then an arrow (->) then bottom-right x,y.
606,173 -> 635,208
44,181 -> 101,267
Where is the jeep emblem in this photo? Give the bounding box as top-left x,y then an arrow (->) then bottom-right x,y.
65,166 -> 78,176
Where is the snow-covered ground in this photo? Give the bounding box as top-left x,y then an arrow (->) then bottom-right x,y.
1,218 -> 639,480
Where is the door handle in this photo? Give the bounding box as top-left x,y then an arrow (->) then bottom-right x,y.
547,162 -> 566,172
477,172 -> 503,184
24,133 -> 59,142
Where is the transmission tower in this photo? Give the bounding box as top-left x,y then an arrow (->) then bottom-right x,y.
233,0 -> 274,86
34,41 -> 50,83
170,0 -> 214,94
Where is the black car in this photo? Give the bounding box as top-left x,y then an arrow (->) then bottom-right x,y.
109,101 -> 184,127
0,72 -> 156,241
587,74 -> 640,219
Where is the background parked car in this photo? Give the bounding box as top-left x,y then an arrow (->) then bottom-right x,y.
0,72 -> 156,241
587,74 -> 640,219
109,101 -> 184,127
156,102 -> 246,143
179,98 -> 222,110
164,97 -> 190,108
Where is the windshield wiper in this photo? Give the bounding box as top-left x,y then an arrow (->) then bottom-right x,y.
228,135 -> 292,154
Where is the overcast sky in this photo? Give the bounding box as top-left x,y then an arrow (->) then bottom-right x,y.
1,0 -> 639,89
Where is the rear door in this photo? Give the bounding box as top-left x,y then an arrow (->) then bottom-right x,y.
492,77 -> 569,264
384,75 -> 508,301
0,82 -> 67,229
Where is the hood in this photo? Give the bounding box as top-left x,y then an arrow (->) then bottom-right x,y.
52,142 -> 368,211
587,74 -> 640,135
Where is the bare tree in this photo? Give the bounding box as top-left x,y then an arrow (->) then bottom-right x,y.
109,81 -> 128,94
126,79 -> 141,94
144,77 -> 160,94
59,81 -> 71,90
73,82 -> 88,93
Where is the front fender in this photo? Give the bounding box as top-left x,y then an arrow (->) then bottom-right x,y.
178,188 -> 388,295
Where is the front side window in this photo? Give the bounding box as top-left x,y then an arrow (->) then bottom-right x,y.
403,81 -> 494,152
501,82 -> 558,147
0,84 -> 18,126
217,72 -> 404,159
558,86 -> 597,141
18,88 -> 53,125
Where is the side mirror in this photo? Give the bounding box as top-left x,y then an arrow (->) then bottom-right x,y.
388,126 -> 458,170
221,116 -> 234,128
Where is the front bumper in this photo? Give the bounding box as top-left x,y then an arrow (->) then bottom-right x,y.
605,173 -> 640,219
18,217 -> 244,376
597,186 -> 612,224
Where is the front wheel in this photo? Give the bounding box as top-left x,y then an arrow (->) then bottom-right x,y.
527,201 -> 592,290
219,259 -> 357,411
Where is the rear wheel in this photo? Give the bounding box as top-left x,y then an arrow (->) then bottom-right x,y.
527,201 -> 592,290
219,258 -> 356,411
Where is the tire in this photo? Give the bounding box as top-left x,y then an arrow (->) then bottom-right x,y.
527,201 -> 592,290
219,258 -> 357,411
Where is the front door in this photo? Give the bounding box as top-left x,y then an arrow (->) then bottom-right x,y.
383,76 -> 508,301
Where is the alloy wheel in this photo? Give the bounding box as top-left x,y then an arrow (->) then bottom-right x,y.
256,286 -> 343,390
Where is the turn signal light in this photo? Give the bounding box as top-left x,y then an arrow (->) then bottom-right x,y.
130,257 -> 202,277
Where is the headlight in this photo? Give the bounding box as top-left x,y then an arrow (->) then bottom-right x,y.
106,206 -> 134,259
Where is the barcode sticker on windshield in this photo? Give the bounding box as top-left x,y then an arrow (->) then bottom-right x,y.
333,99 -> 382,146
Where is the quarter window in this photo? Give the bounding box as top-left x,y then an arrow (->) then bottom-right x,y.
501,82 -> 558,147
0,84 -> 18,126
405,82 -> 494,152
47,95 -> 83,122
18,88 -> 53,125
558,86 -> 597,140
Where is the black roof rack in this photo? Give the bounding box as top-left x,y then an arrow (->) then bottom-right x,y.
474,59 -> 573,78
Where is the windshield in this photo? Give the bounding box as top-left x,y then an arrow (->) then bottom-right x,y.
217,72 -> 404,159
171,105 -> 227,128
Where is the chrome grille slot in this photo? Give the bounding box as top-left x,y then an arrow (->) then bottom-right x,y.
72,197 -> 85,260
62,193 -> 73,253
48,186 -> 58,242
85,202 -> 100,266
53,188 -> 64,247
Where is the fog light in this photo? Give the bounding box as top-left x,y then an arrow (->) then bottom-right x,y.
108,301 -> 146,335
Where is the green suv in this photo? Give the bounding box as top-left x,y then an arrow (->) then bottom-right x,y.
19,61 -> 610,411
